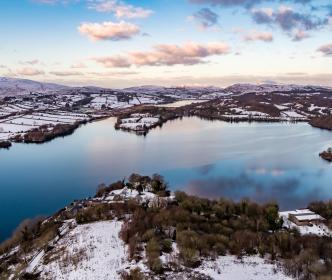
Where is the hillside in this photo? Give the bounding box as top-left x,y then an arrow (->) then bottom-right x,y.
0,77 -> 69,96
1,174 -> 332,280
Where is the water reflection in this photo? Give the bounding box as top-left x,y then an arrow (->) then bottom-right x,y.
1,117 -> 332,241
183,170 -> 323,210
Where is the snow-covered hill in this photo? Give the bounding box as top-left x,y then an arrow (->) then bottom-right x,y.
1,76 -> 331,98
225,83 -> 332,95
0,77 -> 69,96
32,220 -> 293,280
121,85 -> 226,99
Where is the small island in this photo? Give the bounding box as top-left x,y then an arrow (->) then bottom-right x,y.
115,113 -> 161,135
319,147 -> 332,162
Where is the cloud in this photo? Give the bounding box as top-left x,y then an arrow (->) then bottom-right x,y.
251,6 -> 328,40
19,59 -> 40,65
317,43 -> 332,56
88,0 -> 153,18
94,41 -> 230,68
71,62 -> 87,68
234,28 -> 273,42
87,70 -> 139,76
16,67 -> 45,76
244,30 -> 273,42
78,21 -> 140,41
188,0 -> 312,8
32,0 -> 60,3
275,6 -> 326,31
188,0 -> 260,8
50,70 -> 83,76
93,56 -> 131,67
192,8 -> 219,29
32,0 -> 77,4
292,29 -> 309,41
252,8 -> 273,24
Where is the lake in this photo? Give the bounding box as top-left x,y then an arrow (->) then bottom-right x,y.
156,99 -> 208,108
1,117 -> 332,241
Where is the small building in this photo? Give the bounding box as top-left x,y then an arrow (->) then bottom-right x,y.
288,209 -> 326,226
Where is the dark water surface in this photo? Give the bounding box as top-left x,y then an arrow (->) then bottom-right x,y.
1,117 -> 332,241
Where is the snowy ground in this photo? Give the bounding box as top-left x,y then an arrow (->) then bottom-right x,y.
104,187 -> 157,202
119,114 -> 160,132
0,111 -> 91,141
195,256 -> 292,280
88,93 -> 161,110
157,99 -> 208,108
38,221 -> 128,280
7,187 -> 297,279
281,111 -> 306,118
0,122 -> 37,133
28,219 -> 295,280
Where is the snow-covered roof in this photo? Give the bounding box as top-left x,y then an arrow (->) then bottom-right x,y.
295,214 -> 325,221
286,209 -> 325,221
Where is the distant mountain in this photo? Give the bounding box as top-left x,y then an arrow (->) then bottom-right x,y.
121,85 -> 226,99
0,77 -> 69,96
224,83 -> 332,95
1,77 -> 331,97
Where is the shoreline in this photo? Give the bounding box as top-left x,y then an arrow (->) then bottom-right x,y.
113,103 -> 311,135
0,114 -> 110,150
1,107 -> 329,157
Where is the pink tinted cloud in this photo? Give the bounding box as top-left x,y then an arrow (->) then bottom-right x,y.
16,67 -> 45,76
94,42 -> 230,67
88,0 -> 153,19
78,21 -> 140,41
93,56 -> 131,68
293,30 -> 310,41
50,71 -> 83,76
244,30 -> 273,42
317,43 -> 332,56
71,62 -> 87,68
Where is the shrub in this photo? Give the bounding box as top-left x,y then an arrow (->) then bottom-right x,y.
146,238 -> 163,274
179,247 -> 200,267
120,268 -> 145,280
160,239 -> 173,253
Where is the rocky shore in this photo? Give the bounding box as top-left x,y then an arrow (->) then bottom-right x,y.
319,148 -> 332,162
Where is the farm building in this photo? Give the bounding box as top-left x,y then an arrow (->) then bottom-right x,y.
288,209 -> 326,226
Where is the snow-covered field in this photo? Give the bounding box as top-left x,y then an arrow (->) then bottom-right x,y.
88,93 -> 161,110
157,99 -> 208,108
274,104 -> 289,110
38,221 -> 128,280
195,256 -> 292,280
281,111 -> 306,118
0,122 -> 37,133
0,111 -> 91,141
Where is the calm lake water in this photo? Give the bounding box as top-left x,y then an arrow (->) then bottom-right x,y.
1,117 -> 332,241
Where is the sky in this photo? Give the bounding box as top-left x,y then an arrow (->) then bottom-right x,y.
0,0 -> 331,88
